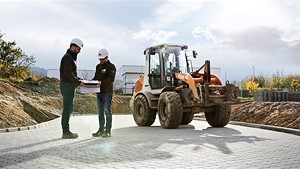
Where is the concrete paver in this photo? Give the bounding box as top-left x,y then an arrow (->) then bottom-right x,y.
0,115 -> 299,169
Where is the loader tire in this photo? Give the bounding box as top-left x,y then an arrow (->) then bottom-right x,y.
205,103 -> 230,127
158,92 -> 183,129
181,112 -> 194,125
133,95 -> 156,126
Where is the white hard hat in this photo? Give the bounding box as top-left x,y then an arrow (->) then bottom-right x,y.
98,48 -> 109,60
70,38 -> 83,48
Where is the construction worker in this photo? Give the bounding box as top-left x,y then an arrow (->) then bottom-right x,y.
92,48 -> 116,137
59,38 -> 84,139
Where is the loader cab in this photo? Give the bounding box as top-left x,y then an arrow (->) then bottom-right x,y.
144,44 -> 191,90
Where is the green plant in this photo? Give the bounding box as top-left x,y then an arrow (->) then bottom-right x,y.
0,32 -> 35,79
247,80 -> 260,93
291,79 -> 299,92
272,76 -> 284,90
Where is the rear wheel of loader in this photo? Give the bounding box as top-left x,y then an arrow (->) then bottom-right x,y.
181,112 -> 194,125
205,103 -> 230,127
158,92 -> 183,129
133,95 -> 156,126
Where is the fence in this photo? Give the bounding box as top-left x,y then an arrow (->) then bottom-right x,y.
254,91 -> 300,102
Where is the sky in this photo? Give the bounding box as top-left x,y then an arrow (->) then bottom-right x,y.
0,0 -> 300,82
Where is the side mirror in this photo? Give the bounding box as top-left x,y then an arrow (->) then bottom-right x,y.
192,50 -> 198,58
144,48 -> 156,55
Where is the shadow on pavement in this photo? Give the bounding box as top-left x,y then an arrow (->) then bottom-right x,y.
0,138 -> 62,153
0,125 -> 270,167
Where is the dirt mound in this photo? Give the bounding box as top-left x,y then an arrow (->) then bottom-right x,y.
0,78 -> 132,129
38,77 -> 60,83
73,94 -> 132,115
1,78 -> 299,130
231,102 -> 300,129
112,95 -> 132,114
24,77 -> 60,85
0,79 -> 60,129
0,81 -> 23,95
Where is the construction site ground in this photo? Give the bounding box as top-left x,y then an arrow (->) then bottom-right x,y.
0,78 -> 299,130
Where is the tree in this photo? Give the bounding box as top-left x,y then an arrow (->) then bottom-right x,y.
254,75 -> 266,88
291,79 -> 299,92
263,77 -> 272,89
240,73 -> 300,94
0,59 -> 3,69
247,80 -> 259,93
284,74 -> 300,91
272,76 -> 284,90
0,32 -> 35,79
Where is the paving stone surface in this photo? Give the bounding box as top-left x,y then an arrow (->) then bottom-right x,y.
0,115 -> 299,169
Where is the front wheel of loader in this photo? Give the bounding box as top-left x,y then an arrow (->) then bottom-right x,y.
158,92 -> 183,129
133,95 -> 156,126
205,103 -> 230,127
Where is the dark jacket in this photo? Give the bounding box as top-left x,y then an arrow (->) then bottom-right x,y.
59,49 -> 81,86
92,60 -> 116,94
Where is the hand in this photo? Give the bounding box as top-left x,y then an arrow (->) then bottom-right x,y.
98,81 -> 102,86
79,82 -> 85,87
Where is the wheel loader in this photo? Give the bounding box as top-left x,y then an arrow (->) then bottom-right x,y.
130,43 -> 239,129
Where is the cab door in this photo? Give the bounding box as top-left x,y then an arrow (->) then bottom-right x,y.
148,52 -> 162,89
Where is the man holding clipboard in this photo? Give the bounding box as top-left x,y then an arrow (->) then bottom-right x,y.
91,48 -> 116,137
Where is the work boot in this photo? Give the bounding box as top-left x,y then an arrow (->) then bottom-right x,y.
92,129 -> 105,137
62,131 -> 78,139
101,130 -> 111,138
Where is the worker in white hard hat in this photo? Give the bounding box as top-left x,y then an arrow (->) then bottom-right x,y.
92,48 -> 116,137
59,38 -> 84,139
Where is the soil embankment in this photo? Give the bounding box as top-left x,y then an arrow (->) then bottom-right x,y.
0,78 -> 299,129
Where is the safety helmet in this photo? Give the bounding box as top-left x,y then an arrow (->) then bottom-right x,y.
98,48 -> 109,60
70,38 -> 84,48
